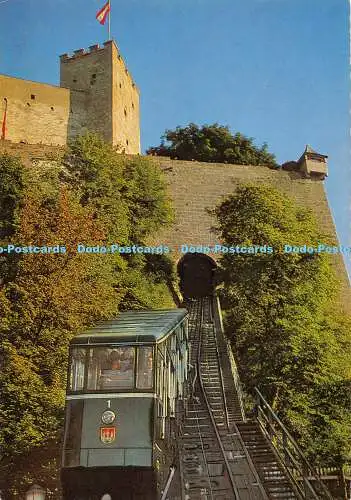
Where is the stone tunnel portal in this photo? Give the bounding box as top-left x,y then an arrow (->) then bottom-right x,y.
178,253 -> 217,298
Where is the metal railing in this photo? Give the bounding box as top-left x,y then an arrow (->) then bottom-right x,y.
314,465 -> 351,479
254,387 -> 334,500
213,294 -> 246,421
160,465 -> 176,500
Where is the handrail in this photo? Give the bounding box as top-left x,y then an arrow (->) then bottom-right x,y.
314,465 -> 351,478
214,294 -> 246,421
213,296 -> 269,500
160,465 -> 176,500
254,387 -> 334,500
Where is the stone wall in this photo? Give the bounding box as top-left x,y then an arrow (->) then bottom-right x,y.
0,140 -> 64,166
0,75 -> 70,145
111,43 -> 140,154
60,41 -> 140,154
60,43 -> 112,146
150,157 -> 350,311
0,40 -> 140,154
0,143 -> 349,311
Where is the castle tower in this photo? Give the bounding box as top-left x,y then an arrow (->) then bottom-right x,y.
60,40 -> 140,154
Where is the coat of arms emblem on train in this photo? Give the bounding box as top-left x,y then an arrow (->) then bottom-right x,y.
100,426 -> 116,443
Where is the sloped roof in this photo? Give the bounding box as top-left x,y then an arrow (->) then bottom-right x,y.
298,144 -> 328,164
305,144 -> 318,154
70,309 -> 188,345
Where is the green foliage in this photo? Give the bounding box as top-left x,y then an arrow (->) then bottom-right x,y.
60,133 -> 175,310
0,342 -> 64,456
122,155 -> 173,241
0,134 -> 175,493
62,133 -> 173,243
147,123 -> 278,167
286,379 -> 351,467
0,187 -> 120,475
61,133 -> 130,242
0,154 -> 26,283
0,154 -> 25,239
214,184 -> 351,466
118,255 -> 176,311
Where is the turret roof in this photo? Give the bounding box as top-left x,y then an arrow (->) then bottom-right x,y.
297,144 -> 328,164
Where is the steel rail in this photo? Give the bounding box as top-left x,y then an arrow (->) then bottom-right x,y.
210,295 -> 269,500
196,297 -> 241,500
181,298 -> 215,500
160,466 -> 176,500
193,299 -> 215,499
213,294 -> 246,421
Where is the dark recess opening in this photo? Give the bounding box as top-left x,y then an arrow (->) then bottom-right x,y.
178,253 -> 217,298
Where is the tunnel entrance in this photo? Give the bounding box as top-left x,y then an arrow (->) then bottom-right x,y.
178,253 -> 217,298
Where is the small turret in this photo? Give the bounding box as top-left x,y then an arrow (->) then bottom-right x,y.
297,144 -> 328,179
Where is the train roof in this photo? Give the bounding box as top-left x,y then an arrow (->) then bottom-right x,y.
70,308 -> 188,345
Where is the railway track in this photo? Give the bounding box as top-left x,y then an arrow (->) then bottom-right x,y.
179,297 -> 268,500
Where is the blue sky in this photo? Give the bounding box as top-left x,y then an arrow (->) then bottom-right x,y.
0,0 -> 350,276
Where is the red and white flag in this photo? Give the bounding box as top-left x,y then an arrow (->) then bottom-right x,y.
96,0 -> 110,25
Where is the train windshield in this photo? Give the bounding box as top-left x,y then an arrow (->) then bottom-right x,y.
68,346 -> 154,392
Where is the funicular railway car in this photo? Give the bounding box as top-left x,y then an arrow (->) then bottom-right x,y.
61,309 -> 189,500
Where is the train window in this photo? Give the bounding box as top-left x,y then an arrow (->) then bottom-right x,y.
155,352 -> 165,439
87,348 -> 106,390
171,334 -> 177,363
100,347 -> 135,390
85,347 -> 135,391
69,348 -> 86,391
169,361 -> 176,416
136,346 -> 153,389
156,349 -> 163,399
160,354 -> 169,437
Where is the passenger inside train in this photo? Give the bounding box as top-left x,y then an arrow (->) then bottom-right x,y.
68,345 -> 154,392
99,348 -> 135,389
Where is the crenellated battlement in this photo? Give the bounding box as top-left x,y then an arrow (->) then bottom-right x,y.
59,40 -> 138,90
1,40 -> 140,153
59,42 -> 107,61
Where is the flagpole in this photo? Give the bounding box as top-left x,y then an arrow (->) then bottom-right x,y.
108,0 -> 111,40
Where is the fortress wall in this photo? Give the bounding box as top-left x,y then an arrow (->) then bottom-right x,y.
0,41 -> 140,153
60,45 -> 113,143
60,41 -> 140,154
0,141 -> 65,166
67,89 -> 88,138
111,43 -> 140,154
0,75 -> 70,145
150,157 -> 350,311
0,143 -> 348,311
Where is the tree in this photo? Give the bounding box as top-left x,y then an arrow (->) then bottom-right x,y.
62,133 -> 173,243
0,187 -> 118,449
0,154 -> 25,283
146,123 -> 278,167
0,135 -> 175,496
61,133 -> 175,310
213,183 -> 351,465
0,154 -> 25,239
